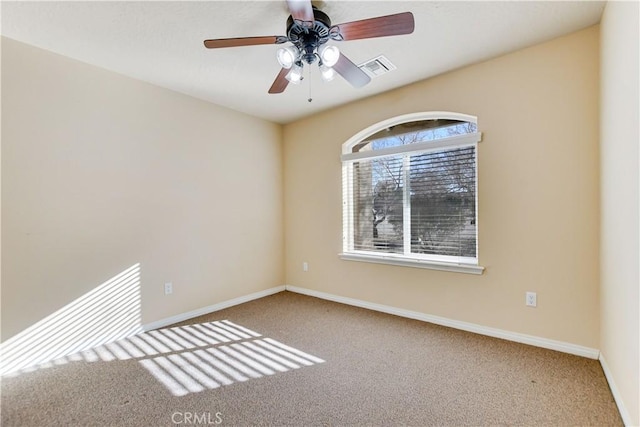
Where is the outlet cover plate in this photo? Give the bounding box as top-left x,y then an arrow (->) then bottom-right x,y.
526,291 -> 537,307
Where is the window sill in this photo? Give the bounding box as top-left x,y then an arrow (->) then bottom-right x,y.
339,252 -> 485,275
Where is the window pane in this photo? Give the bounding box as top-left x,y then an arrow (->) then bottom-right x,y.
409,146 -> 476,257
352,156 -> 404,253
353,120 -> 477,153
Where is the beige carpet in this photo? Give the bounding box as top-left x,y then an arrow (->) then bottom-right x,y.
1,291 -> 622,426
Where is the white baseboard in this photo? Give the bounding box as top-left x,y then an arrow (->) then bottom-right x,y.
144,284 -> 601,360
142,286 -> 286,331
285,285 -> 600,360
599,354 -> 633,426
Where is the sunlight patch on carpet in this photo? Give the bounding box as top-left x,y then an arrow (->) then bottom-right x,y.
134,321 -> 325,396
22,319 -> 324,397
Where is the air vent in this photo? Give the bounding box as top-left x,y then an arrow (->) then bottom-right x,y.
358,55 -> 397,78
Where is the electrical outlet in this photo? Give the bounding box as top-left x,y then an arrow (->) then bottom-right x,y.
303,262 -> 309,272
164,282 -> 173,295
526,291 -> 537,307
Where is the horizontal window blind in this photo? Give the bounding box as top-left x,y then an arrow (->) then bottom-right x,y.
351,155 -> 404,254
409,146 -> 476,258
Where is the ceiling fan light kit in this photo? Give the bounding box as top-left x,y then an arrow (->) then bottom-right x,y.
277,43 -> 340,83
203,0 -> 415,94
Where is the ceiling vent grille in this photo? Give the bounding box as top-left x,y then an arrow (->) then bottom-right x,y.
358,55 -> 396,78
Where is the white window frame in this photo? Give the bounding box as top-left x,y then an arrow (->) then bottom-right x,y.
340,112 -> 484,275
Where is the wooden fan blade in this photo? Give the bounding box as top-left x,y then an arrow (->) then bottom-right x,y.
204,36 -> 282,49
333,53 -> 371,88
334,12 -> 415,41
268,68 -> 290,94
286,0 -> 314,23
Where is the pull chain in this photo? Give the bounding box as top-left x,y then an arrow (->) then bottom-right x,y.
308,65 -> 313,103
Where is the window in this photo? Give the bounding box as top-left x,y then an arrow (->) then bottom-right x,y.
341,112 -> 483,274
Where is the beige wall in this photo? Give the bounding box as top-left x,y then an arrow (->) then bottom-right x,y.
1,37 -> 284,341
600,1 -> 640,425
284,26 -> 600,348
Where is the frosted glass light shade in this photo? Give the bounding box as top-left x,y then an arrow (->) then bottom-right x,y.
320,65 -> 336,82
286,63 -> 304,83
277,46 -> 298,69
318,45 -> 339,67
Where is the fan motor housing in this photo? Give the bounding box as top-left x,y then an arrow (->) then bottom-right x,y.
286,7 -> 332,64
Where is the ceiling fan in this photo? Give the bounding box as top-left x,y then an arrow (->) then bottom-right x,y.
203,0 -> 415,94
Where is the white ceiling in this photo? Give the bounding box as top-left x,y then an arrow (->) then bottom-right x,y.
1,1 -> 605,124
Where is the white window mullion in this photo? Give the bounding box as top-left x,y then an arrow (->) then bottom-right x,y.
474,143 -> 479,260
402,155 -> 411,255
343,163 -> 354,252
